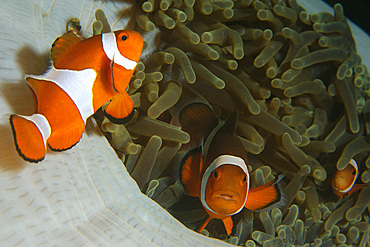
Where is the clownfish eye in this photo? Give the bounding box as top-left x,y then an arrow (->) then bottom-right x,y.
213,171 -> 219,179
352,169 -> 356,176
121,35 -> 128,41
243,176 -> 247,183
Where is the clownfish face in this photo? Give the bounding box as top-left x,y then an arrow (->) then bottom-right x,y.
114,30 -> 143,63
205,164 -> 249,215
332,159 -> 358,193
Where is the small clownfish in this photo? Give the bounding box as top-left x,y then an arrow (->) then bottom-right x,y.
173,92 -> 286,235
332,159 -> 367,198
9,30 -> 143,163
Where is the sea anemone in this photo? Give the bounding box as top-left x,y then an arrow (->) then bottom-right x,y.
0,0 -> 369,246
99,0 -> 370,245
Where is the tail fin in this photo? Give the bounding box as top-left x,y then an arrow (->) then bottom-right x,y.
9,114 -> 51,163
178,102 -> 219,144
245,174 -> 286,211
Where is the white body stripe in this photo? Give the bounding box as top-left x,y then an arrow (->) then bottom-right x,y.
200,155 -> 249,216
102,32 -> 137,70
23,114 -> 51,148
28,67 -> 96,123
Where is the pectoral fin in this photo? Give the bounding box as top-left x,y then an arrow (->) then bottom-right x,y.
347,184 -> 368,197
104,92 -> 134,124
180,148 -> 203,197
245,174 -> 286,211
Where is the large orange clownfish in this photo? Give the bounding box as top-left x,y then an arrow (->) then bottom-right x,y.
171,88 -> 286,235
9,30 -> 143,163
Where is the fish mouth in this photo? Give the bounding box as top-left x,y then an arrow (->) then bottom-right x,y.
216,194 -> 236,201
212,190 -> 241,203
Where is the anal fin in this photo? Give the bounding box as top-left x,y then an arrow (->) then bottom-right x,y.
47,120 -> 85,151
104,92 -> 134,124
245,174 -> 286,211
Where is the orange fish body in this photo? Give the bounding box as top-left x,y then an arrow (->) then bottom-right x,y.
332,159 -> 367,198
175,89 -> 285,235
9,30 -> 143,163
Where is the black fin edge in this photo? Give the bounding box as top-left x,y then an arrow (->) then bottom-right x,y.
48,139 -> 80,152
104,108 -> 135,124
9,114 -> 44,163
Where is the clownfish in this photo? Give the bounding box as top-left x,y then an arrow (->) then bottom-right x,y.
332,159 -> 367,198
172,89 -> 286,235
9,29 -> 143,163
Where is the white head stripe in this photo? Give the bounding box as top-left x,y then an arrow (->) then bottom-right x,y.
23,114 -> 51,148
200,155 -> 249,216
102,32 -> 137,70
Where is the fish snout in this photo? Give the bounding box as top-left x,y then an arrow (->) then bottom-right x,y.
206,189 -> 245,215
333,174 -> 353,191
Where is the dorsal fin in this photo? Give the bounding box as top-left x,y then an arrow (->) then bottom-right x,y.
50,31 -> 81,67
219,111 -> 239,136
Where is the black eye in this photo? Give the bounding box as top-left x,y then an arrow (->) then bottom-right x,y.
121,35 -> 128,41
243,176 -> 247,182
213,171 -> 218,179
352,169 -> 356,176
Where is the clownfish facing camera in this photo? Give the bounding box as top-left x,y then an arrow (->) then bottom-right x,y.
172,89 -> 286,235
332,159 -> 367,198
9,29 -> 143,163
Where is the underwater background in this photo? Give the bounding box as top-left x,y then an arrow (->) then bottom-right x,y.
323,0 -> 369,35
0,0 -> 369,246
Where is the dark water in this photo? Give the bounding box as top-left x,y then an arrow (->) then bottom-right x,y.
324,0 -> 370,35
